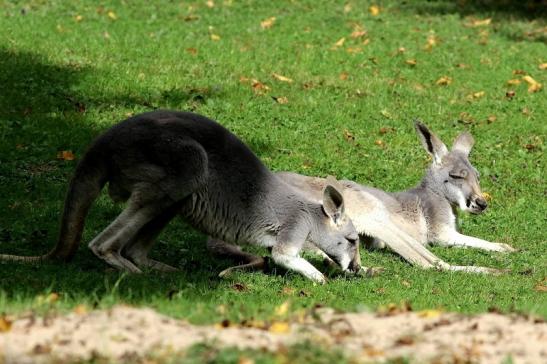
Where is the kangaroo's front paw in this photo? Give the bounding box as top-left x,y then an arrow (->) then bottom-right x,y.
310,271 -> 327,284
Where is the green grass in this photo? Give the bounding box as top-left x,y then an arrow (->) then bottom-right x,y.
0,0 -> 545,332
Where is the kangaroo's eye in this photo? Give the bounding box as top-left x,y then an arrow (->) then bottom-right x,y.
449,172 -> 464,179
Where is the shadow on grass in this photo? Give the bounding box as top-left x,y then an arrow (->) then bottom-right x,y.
0,48 -> 277,306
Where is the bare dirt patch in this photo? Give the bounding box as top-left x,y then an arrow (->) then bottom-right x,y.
0,305 -> 545,363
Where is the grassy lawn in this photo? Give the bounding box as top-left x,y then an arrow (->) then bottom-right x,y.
0,0 -> 545,337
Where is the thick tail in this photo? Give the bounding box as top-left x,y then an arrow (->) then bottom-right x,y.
0,150 -> 107,263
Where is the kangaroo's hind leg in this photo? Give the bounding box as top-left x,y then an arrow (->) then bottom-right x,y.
121,203 -> 182,272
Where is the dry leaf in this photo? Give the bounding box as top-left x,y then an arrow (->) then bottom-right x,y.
374,139 -> 384,146
401,280 -> 411,287
405,59 -> 417,66
535,285 -> 547,292
487,115 -> 497,123
333,37 -> 346,48
275,301 -> 290,316
417,309 -> 442,318
522,75 -> 542,93
482,192 -> 492,201
539,63 -> 547,70
183,14 -> 200,21
351,26 -> 367,38
186,47 -> 198,55
424,34 -> 438,51
435,76 -> 452,86
379,126 -> 395,134
369,5 -> 380,16
206,0 -> 215,8
269,321 -> 290,334
471,91 -> 485,99
73,304 -> 88,315
506,90 -> 516,98
57,151 -> 75,161
346,47 -> 362,53
75,15 -> 83,22
339,72 -> 349,80
210,33 -> 221,41
0,316 -> 12,332
513,69 -> 527,75
252,80 -> 270,94
398,47 -> 406,53
343,129 -> 355,142
260,17 -> 276,29
465,18 -> 492,27
107,11 -> 117,20
507,79 -> 521,86
238,357 -> 255,364
343,3 -> 352,13
272,73 -> 293,83
273,96 -> 288,104
380,109 -> 392,118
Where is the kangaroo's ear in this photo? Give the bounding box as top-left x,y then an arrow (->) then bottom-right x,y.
322,176 -> 345,224
414,120 -> 448,165
452,131 -> 475,156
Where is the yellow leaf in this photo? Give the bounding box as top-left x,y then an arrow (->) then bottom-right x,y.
272,73 -> 293,83
334,37 -> 346,47
269,321 -> 290,334
206,0 -> 215,8
274,96 -> 288,104
346,47 -> 362,54
339,72 -> 349,80
472,91 -> 485,98
539,63 -> 547,70
73,304 -> 88,315
210,33 -> 221,41
343,4 -> 352,13
507,79 -> 521,86
238,357 -> 255,364
487,115 -> 497,123
435,76 -> 452,86
417,309 -> 442,318
482,192 -> 492,201
424,34 -> 438,50
405,59 -> 417,66
369,5 -> 380,16
0,316 -> 12,332
57,150 -> 75,161
522,75 -> 542,93
260,17 -> 276,29
466,18 -> 492,27
75,15 -> 83,22
351,29 -> 367,39
274,300 -> 290,316
107,11 -> 117,20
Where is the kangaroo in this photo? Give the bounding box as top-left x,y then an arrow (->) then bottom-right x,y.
0,110 -> 362,284
207,121 -> 515,275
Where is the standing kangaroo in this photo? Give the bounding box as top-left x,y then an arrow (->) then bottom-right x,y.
0,110 -> 362,283
208,122 -> 515,275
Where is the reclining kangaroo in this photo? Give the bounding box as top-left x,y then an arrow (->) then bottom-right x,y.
0,110 -> 362,283
208,122 -> 515,275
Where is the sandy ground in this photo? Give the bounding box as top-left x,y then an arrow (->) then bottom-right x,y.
0,305 -> 545,364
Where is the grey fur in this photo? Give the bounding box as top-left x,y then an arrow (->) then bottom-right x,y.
0,110 -> 361,283
209,121 -> 515,275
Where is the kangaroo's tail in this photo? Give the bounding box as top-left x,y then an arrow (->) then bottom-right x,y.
0,149 -> 108,263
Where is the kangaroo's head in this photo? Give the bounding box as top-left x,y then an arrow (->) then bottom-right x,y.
309,176 -> 361,273
415,121 -> 487,214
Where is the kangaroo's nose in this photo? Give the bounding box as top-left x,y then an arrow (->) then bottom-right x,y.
476,198 -> 488,210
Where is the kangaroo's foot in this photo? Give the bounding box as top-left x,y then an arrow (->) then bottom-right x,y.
218,256 -> 266,278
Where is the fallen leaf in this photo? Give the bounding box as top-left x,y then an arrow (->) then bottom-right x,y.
487,115 -> 497,123
513,69 -> 527,75
539,63 -> 547,70
380,109 -> 392,119
351,27 -> 367,39
435,76 -> 452,86
369,5 -> 380,16
238,357 -> 255,364
186,47 -> 198,55
183,14 -> 200,21
405,59 -> 417,66
346,47 -> 362,53
75,15 -> 83,22
482,192 -> 492,201
465,17 -> 492,27
73,304 -> 88,315
107,10 -> 117,20
272,73 -> 293,83
379,126 -> 395,134
521,107 -> 531,115
401,280 -> 411,288
57,151 -> 75,161
252,80 -> 270,94
455,63 -> 468,68
281,287 -> 295,295
260,17 -> 276,29
374,139 -> 384,147
424,34 -> 438,51
458,112 -> 475,124
343,3 -> 352,13
398,47 -> 406,53
272,96 -> 288,104
522,75 -> 542,93
417,309 -> 442,318
339,72 -> 349,80
275,301 -> 290,316
231,283 -> 247,292
395,335 -> 415,345
269,321 -> 290,334
506,90 -> 516,98
206,0 -> 215,8
210,33 -> 221,41
343,129 -> 355,142
334,37 -> 346,47
507,79 -> 521,86
0,316 -> 12,332
468,91 -> 485,99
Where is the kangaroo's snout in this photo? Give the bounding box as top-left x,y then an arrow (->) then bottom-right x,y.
475,197 -> 487,211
